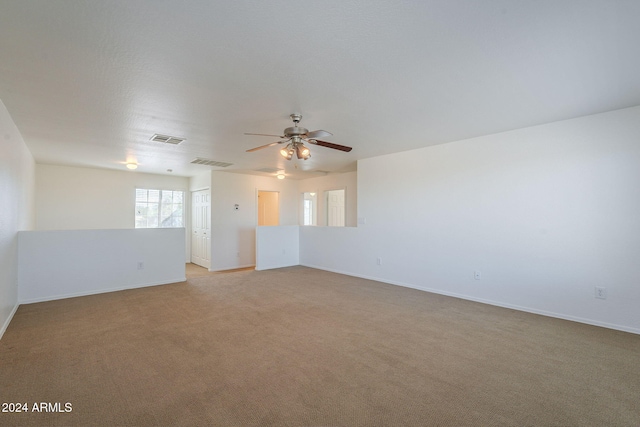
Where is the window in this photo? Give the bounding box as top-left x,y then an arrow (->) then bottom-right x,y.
303,200 -> 313,225
135,189 -> 184,228
302,192 -> 317,226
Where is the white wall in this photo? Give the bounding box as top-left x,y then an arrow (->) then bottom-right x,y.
209,172 -> 299,271
301,106 -> 640,334
298,171 -> 357,227
255,226 -> 300,270
36,164 -> 189,230
18,228 -> 185,303
190,170 -> 211,192
192,171 -> 356,272
36,164 -> 190,260
0,100 -> 35,339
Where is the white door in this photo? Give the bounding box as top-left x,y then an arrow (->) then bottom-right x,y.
326,189 -> 345,227
191,189 -> 211,268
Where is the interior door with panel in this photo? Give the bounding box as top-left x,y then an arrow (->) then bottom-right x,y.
326,189 -> 345,227
191,189 -> 211,268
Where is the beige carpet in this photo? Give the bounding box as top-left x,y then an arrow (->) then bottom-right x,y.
1,266 -> 638,426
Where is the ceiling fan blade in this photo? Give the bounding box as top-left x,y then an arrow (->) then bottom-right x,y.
246,141 -> 284,152
306,129 -> 333,139
244,132 -> 285,138
309,140 -> 353,152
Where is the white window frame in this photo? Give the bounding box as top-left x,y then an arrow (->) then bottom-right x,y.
135,188 -> 185,229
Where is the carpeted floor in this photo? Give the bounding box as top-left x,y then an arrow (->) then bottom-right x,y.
1,266 -> 639,426
185,262 -> 254,277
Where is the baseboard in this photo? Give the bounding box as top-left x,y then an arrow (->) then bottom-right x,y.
0,303 -> 19,340
301,263 -> 640,336
209,264 -> 255,272
255,262 -> 298,271
19,277 -> 187,305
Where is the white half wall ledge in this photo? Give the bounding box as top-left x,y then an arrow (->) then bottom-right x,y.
18,228 -> 186,304
255,225 -> 300,271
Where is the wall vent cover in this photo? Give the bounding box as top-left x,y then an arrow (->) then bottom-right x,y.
150,134 -> 185,145
191,158 -> 233,168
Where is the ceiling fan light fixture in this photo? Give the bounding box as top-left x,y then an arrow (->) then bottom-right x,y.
280,145 -> 293,160
296,143 -> 311,160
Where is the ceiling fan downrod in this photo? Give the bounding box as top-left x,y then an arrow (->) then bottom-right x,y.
290,113 -> 302,126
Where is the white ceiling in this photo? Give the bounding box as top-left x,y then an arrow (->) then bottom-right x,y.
1,1 -> 639,179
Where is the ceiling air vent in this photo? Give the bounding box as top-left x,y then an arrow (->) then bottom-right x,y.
191,158 -> 233,168
254,167 -> 281,173
150,134 -> 185,145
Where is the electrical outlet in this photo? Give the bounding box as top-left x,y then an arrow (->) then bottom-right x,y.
137,261 -> 144,270
595,286 -> 607,299
474,270 -> 481,280
376,257 -> 382,266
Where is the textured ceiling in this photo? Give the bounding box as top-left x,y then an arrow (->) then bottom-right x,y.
1,1 -> 639,179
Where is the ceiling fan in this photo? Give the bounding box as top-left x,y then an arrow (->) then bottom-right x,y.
245,114 -> 352,160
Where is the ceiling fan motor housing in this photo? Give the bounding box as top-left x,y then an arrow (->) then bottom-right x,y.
284,126 -> 309,138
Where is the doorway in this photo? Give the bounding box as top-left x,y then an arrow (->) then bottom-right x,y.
191,189 -> 211,268
257,191 -> 279,226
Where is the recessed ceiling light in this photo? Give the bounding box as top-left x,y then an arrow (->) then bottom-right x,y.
276,173 -> 285,180
126,163 -> 138,170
